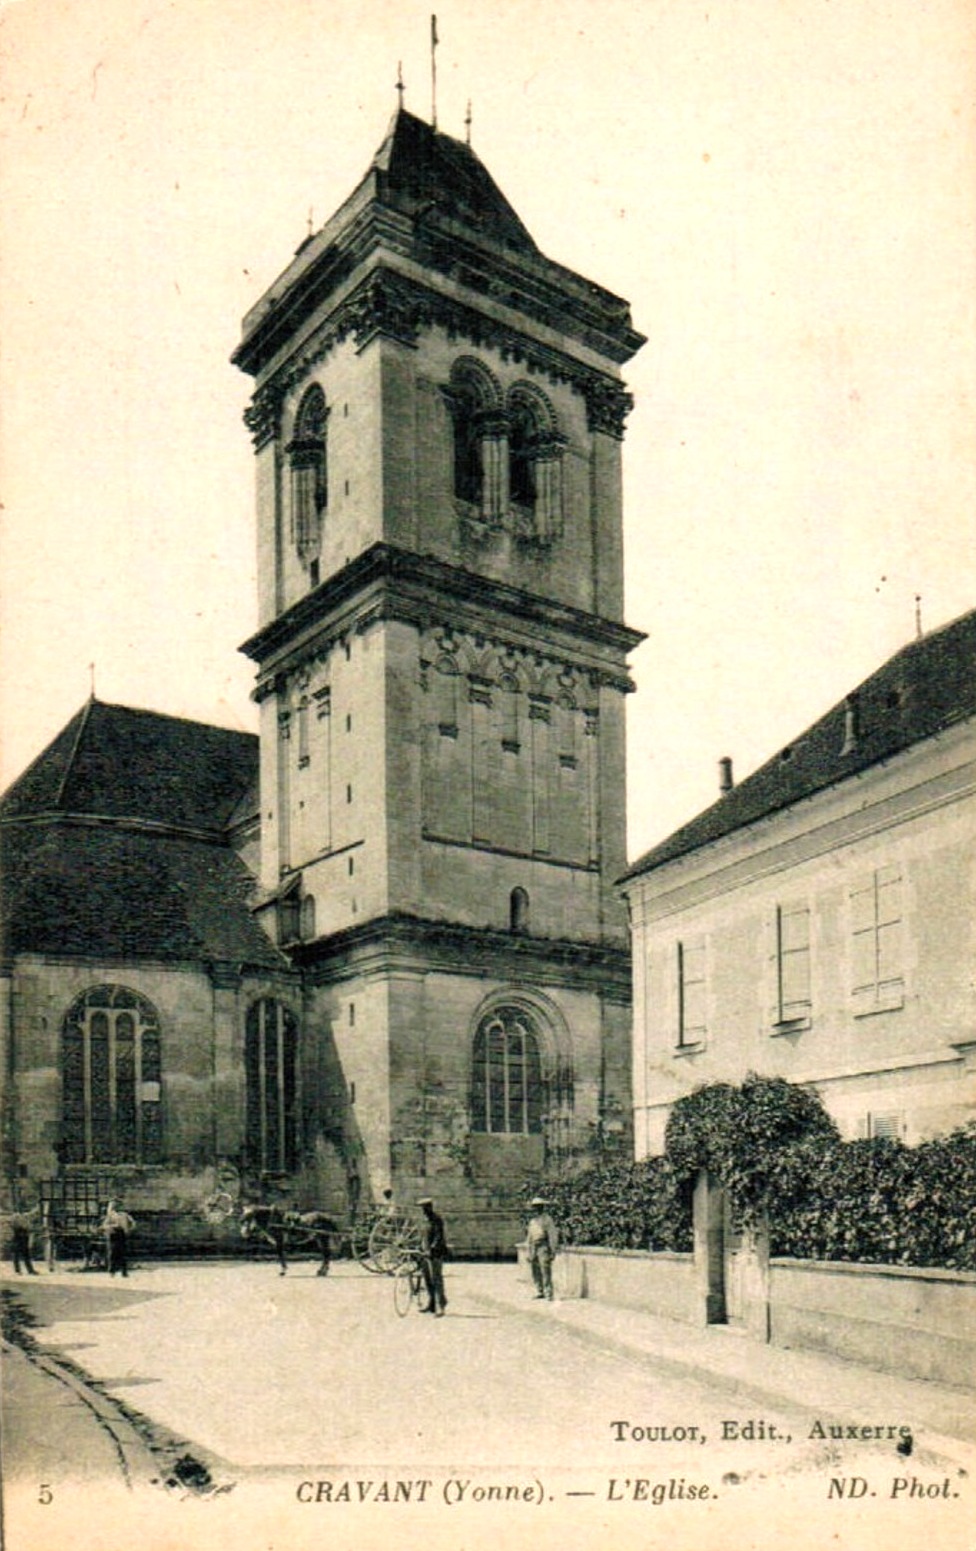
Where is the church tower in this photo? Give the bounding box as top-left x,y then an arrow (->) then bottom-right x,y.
234,107 -> 645,1248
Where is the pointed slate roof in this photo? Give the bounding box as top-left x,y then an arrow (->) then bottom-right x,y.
1,699 -> 258,833
235,107 -> 644,378
370,107 -> 537,252
0,701 -> 284,969
622,606 -> 976,881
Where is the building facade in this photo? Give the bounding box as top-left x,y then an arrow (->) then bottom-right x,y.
1,108 -> 645,1251
621,610 -> 976,1157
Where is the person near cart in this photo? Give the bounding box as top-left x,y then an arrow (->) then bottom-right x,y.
102,1200 -> 136,1277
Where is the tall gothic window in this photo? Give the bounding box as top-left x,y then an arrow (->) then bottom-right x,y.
471,1008 -> 545,1134
62,986 -> 162,1164
287,384 -> 328,565
245,999 -> 299,1174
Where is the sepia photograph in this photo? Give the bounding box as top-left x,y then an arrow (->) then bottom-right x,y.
1,3 -> 974,1548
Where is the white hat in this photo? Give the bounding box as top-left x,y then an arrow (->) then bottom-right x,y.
417,1196 -> 433,1206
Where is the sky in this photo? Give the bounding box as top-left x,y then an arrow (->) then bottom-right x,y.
2,0 -> 974,861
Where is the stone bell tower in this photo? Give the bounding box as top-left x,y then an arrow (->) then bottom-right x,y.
234,106 -> 645,1250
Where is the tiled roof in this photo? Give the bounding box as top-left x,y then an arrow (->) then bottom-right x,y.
1,700 -> 258,832
622,606 -> 976,881
0,824 -> 284,966
0,700 -> 285,969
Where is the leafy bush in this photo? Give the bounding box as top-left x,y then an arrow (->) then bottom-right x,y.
665,1073 -> 839,1227
523,1080 -> 976,1270
770,1123 -> 976,1270
518,1156 -> 691,1252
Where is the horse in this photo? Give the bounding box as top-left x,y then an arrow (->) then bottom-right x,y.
240,1204 -> 338,1276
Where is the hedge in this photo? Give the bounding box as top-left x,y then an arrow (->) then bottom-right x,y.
524,1078 -> 976,1270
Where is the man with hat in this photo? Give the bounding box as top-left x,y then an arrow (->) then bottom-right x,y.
417,1197 -> 449,1316
525,1197 -> 559,1301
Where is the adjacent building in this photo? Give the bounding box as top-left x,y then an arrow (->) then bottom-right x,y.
621,608 -> 976,1157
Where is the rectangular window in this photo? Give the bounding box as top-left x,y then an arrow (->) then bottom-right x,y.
850,865 -> 904,1014
859,1111 -> 904,1141
677,939 -> 706,1048
773,903 -> 811,1026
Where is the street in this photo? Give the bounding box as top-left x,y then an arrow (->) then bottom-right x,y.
2,1258 -> 973,1551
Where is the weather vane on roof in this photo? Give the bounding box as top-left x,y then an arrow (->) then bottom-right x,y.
430,14 -> 438,130
465,99 -> 472,146
915,593 -> 923,639
396,60 -> 405,108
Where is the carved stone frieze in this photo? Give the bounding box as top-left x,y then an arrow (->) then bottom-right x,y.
246,268 -> 634,449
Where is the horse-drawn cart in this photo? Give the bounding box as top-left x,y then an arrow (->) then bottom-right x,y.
38,1174 -> 114,1269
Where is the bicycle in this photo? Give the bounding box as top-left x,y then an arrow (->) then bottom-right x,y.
393,1253 -> 433,1316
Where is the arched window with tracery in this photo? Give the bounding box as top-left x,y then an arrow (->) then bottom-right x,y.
507,384 -> 564,543
245,999 -> 299,1174
448,358 -> 504,521
287,384 -> 328,567
62,986 -> 162,1164
471,1007 -> 545,1134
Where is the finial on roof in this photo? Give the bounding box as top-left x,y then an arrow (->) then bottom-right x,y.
465,99 -> 472,146
88,662 -> 96,700
307,206 -> 314,239
915,593 -> 923,640
396,60 -> 405,108
430,14 -> 438,130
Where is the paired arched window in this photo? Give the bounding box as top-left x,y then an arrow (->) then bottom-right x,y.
448,362 -> 564,542
62,986 -> 162,1164
245,998 -> 299,1175
471,1007 -> 545,1135
287,384 -> 328,566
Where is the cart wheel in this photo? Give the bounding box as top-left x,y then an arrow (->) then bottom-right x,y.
349,1217 -> 382,1272
393,1264 -> 415,1317
369,1214 -> 423,1274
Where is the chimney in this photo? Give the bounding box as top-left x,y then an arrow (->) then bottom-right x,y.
841,693 -> 860,756
718,756 -> 734,795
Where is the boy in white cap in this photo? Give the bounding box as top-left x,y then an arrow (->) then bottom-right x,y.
525,1197 -> 558,1300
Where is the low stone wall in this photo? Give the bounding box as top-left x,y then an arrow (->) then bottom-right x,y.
556,1246 -> 697,1323
769,1258 -> 976,1390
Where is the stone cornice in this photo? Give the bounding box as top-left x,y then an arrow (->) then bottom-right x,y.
234,198 -> 644,384
241,269 -> 636,449
239,542 -> 646,682
290,910 -> 632,998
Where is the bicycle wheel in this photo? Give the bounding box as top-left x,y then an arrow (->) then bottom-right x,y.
414,1268 -> 432,1313
393,1264 -> 415,1317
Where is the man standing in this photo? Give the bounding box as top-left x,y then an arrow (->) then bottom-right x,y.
525,1197 -> 559,1300
417,1197 -> 449,1317
102,1200 -> 136,1277
9,1204 -> 39,1275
